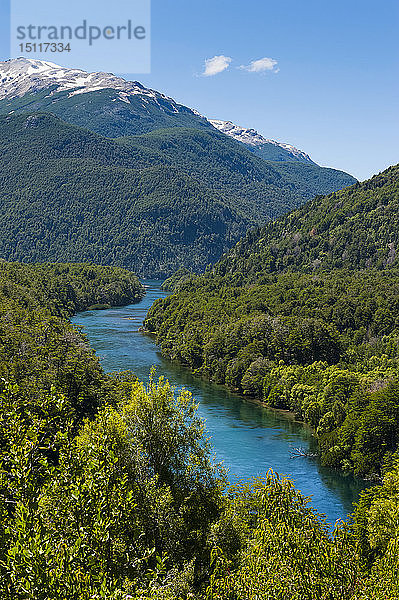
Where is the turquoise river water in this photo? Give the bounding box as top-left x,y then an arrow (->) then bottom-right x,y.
72,280 -> 370,527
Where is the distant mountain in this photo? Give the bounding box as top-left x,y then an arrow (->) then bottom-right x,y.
119,127 -> 356,223
0,60 -> 339,171
0,57 -> 157,98
209,119 -> 316,164
0,59 -> 357,276
0,112 -> 356,277
0,58 -> 211,136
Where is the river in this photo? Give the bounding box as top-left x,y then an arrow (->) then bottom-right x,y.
72,280 -> 369,527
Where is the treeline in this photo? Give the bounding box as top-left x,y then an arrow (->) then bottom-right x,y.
0,261 -> 144,314
146,268 -> 399,477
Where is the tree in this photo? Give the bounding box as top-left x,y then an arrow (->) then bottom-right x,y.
1,374 -> 225,598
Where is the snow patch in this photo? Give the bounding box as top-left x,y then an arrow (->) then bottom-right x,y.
0,58 -> 197,120
209,119 -> 314,163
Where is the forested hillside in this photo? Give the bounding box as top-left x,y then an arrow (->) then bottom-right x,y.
215,164 -> 399,280
120,127 -> 355,219
0,261 -> 143,413
0,260 -> 220,596
0,112 -> 355,277
0,259 -> 399,598
146,165 -> 399,477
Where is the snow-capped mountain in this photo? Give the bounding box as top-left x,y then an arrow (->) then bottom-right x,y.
209,119 -> 315,164
0,59 -> 357,277
0,57 -> 172,104
0,58 -> 315,164
0,58 -> 211,137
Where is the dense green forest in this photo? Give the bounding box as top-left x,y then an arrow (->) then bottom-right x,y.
119,127 -> 355,218
146,268 -> 399,476
0,260 -> 398,598
161,267 -> 193,291
215,164 -> 399,279
0,112 -> 355,277
0,261 -> 144,414
146,166 -> 399,478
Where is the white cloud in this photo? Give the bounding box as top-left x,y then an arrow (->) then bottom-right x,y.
239,57 -> 279,73
202,55 -> 232,77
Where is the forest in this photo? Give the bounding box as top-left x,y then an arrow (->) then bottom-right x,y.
0,112 -> 355,277
0,259 -> 398,598
146,268 -> 399,476
215,164 -> 399,279
146,165 -> 399,478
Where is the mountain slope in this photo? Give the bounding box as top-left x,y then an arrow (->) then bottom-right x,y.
0,59 -> 347,181
0,112 -> 355,276
0,59 -> 357,277
0,58 -> 212,136
0,113 -> 255,277
119,127 -> 356,221
215,164 -> 399,280
209,119 -> 316,164
145,164 -> 399,476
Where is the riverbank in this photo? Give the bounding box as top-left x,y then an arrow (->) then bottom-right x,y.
73,280 -> 370,525
146,335 -> 383,481
145,327 -> 313,425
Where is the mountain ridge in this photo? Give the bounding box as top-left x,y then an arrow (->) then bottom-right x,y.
0,111 -> 356,276
209,119 -> 316,164
0,58 -> 357,277
214,163 -> 399,280
0,58 -> 339,169
0,58 -> 212,136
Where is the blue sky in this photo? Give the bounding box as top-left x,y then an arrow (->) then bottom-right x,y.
1,0 -> 398,180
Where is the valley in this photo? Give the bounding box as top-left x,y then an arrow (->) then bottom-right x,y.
0,56 -> 397,599
72,280 -> 370,527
